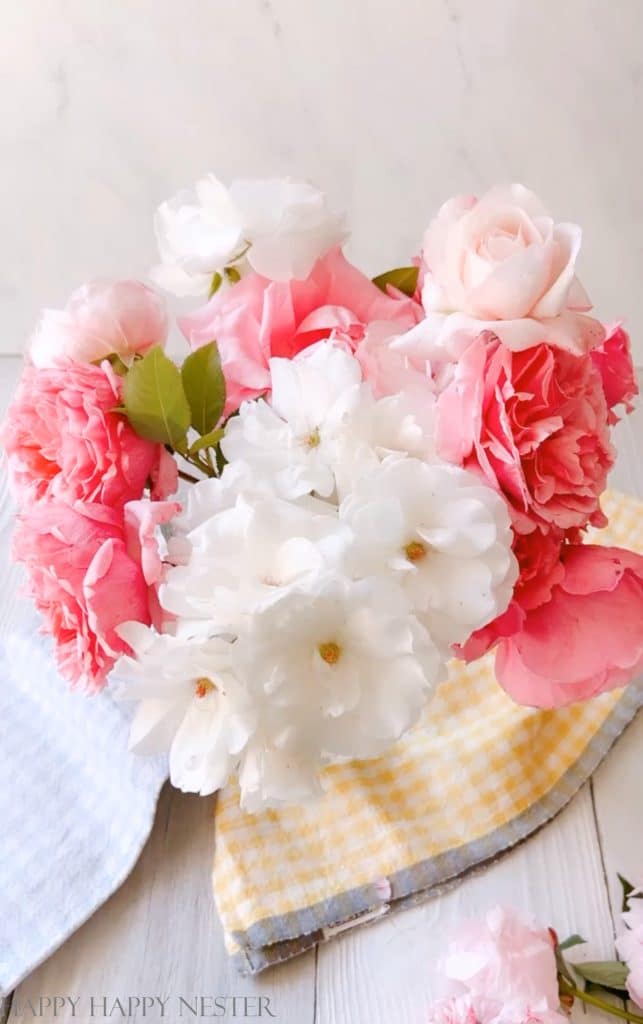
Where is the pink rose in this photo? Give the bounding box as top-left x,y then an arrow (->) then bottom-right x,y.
179,247 -> 421,415
436,332 -> 614,534
590,323 -> 638,424
426,907 -> 566,1024
461,529 -> 565,662
616,899 -> 643,1007
354,320 -> 432,398
29,279 -> 168,367
13,498 -> 180,690
14,502 -> 145,690
420,185 -> 603,355
495,545 -> 643,707
124,499 -> 181,628
1,360 -> 177,508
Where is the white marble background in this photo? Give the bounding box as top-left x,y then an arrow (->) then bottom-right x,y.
1,0 -> 643,362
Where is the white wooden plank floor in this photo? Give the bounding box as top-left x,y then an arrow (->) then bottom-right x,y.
0,354 -> 641,1024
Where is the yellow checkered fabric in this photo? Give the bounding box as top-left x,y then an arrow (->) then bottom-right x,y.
213,490 -> 643,973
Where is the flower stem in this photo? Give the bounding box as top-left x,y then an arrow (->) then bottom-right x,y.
178,468 -> 199,484
560,979 -> 643,1023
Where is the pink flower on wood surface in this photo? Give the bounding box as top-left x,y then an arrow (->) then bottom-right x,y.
29,279 -> 168,368
426,907 -> 566,1024
1,360 -> 177,508
13,498 -> 181,691
616,897 -> 643,1007
436,332 -> 614,535
179,247 -> 422,415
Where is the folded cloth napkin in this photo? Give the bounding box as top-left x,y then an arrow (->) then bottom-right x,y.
0,627 -> 167,996
212,489 -> 643,973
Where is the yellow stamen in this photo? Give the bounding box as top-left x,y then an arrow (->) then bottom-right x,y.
305,427 -> 321,449
318,641 -> 341,665
405,540 -> 427,563
195,677 -> 215,699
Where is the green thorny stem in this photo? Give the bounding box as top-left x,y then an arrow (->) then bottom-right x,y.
559,977 -> 643,1023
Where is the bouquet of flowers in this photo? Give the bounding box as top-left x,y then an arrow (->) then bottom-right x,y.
2,179 -> 642,810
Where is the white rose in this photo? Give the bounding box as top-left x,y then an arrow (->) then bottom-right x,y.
151,174 -> 347,295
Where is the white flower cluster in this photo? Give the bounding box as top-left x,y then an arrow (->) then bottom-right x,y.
116,342 -> 517,811
150,174 -> 347,295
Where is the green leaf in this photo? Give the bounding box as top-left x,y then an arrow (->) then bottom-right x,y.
188,428 -> 225,456
181,341 -> 226,435
573,960 -> 629,992
122,346 -> 190,447
619,874 -> 637,913
224,265 -> 241,284
558,934 -> 587,952
372,265 -> 419,297
208,272 -> 223,298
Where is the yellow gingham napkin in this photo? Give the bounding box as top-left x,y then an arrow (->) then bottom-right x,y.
213,490 -> 643,973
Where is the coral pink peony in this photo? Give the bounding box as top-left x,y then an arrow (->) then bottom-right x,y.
13,498 -> 180,690
495,545 -> 643,707
1,360 -> 177,508
179,247 -> 422,415
29,279 -> 168,368
426,907 -> 566,1024
420,185 -> 603,355
436,332 -> 614,534
590,323 -> 638,424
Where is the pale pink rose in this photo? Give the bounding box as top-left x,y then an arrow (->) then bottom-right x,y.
13,501 -> 151,690
427,993 -> 481,1024
616,899 -> 643,1007
179,247 -> 422,415
436,332 -> 614,534
354,320 -> 432,398
420,185 -> 603,355
29,279 -> 168,367
124,499 -> 181,629
442,907 -> 560,1010
1,360 -> 177,508
124,500 -> 180,586
427,908 -> 566,1024
590,323 -> 638,425
495,545 -> 643,707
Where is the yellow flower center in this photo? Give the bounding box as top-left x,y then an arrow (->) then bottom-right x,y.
305,427 -> 321,449
195,677 -> 216,699
405,540 -> 427,563
318,641 -> 342,665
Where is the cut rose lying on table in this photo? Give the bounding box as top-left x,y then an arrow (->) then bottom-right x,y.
2,180 -> 642,810
425,874 -> 643,1024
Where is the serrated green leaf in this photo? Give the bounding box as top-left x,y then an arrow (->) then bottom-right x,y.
181,341 -> 226,435
558,934 -> 587,952
189,428 -> 225,456
372,265 -> 419,298
573,960 -> 629,991
122,346 -> 190,447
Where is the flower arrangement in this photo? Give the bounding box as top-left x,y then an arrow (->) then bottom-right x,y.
2,178 -> 642,810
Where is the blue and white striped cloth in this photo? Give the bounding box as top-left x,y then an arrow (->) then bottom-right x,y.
0,629 -> 167,996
